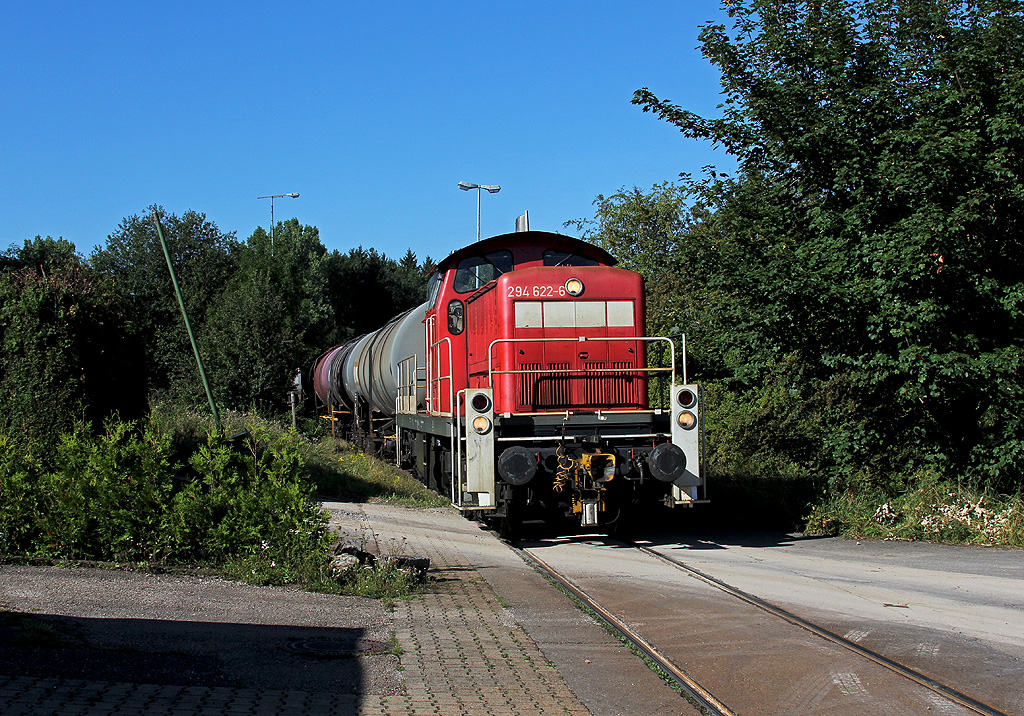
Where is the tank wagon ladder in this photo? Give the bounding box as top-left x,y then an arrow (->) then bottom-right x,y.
394,355 -> 425,473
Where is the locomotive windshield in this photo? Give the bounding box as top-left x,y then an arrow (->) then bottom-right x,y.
543,250 -> 600,267
426,271 -> 443,306
453,250 -> 514,293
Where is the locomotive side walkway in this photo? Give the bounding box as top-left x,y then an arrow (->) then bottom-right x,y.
0,503 -> 690,716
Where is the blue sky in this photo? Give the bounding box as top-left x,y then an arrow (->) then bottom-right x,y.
1,1 -> 734,263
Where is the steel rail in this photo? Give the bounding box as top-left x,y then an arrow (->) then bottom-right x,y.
634,543 -> 1011,716
513,544 -> 737,716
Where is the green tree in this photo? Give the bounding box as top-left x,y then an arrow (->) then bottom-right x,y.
240,220 -> 335,347
0,236 -> 80,274
386,248 -> 434,313
570,182 -> 729,377
90,207 -> 240,401
204,272 -> 300,413
200,219 -> 330,412
327,247 -> 431,342
626,0 -> 1024,490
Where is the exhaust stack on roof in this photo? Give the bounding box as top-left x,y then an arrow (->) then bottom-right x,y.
515,211 -> 530,232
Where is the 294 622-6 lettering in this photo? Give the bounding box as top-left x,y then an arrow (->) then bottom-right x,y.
507,284 -> 566,298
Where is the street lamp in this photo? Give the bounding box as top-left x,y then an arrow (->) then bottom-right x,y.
458,181 -> 500,242
257,192 -> 300,252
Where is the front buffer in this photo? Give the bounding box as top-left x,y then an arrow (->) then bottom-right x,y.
461,386 -> 704,528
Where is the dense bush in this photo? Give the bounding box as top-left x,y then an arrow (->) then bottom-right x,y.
0,415 -> 334,586
150,405 -> 447,508
808,472 -> 1024,544
0,212 -> 438,592
0,238 -> 146,449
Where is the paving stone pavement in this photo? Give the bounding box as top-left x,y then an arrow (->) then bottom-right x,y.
326,503 -> 593,716
3,502 -> 675,716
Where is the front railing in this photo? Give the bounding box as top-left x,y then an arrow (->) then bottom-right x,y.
487,336 -> 678,413
399,330 -> 689,510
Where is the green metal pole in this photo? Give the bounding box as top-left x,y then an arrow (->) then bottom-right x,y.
153,210 -> 221,432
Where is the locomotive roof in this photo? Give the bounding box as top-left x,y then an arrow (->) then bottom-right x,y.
435,231 -> 617,272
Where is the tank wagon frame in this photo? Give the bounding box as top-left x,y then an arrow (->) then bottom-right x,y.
311,231 -> 706,529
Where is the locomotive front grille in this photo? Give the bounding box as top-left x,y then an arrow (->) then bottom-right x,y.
517,360 -> 642,410
583,362 -> 606,405
539,362 -> 572,407
519,362 -> 542,407
610,361 -> 639,405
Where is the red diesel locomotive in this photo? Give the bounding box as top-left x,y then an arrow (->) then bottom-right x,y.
311,230 -> 705,528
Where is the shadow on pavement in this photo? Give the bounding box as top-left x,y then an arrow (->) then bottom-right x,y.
0,611 -> 375,693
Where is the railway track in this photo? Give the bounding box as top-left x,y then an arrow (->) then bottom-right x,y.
513,544 -> 737,716
512,537 -> 1014,716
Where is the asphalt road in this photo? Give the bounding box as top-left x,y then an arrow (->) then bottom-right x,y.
522,528 -> 1024,715
643,530 -> 1024,714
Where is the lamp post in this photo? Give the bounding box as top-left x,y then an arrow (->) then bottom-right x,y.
458,181 -> 500,242
257,192 -> 299,253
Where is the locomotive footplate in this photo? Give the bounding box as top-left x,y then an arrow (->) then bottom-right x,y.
495,411 -> 673,441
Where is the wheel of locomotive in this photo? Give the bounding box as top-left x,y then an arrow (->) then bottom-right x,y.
398,428 -> 416,472
480,482 -> 514,536
602,501 -> 638,538
430,437 -> 452,498
419,434 -> 438,492
600,482 -> 643,537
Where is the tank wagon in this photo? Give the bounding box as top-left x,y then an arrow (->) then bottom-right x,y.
311,230 -> 705,528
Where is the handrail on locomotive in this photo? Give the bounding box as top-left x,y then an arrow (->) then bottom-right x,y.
396,335 -> 683,417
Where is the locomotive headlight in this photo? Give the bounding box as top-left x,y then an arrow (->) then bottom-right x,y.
471,393 -> 491,413
676,388 -> 697,409
676,411 -> 697,430
564,278 -> 584,296
472,416 -> 492,434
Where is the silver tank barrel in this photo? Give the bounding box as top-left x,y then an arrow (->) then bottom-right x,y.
341,302 -> 427,415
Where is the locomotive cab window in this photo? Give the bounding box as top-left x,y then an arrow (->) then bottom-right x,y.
453,250 -> 513,293
426,271 -> 443,306
543,250 -> 599,267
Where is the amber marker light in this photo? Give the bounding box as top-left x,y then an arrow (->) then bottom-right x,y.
677,411 -> 697,430
565,278 -> 584,296
472,416 -> 492,434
